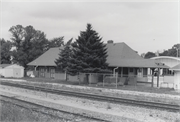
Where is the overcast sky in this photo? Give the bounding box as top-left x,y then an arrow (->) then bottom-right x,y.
1,0 -> 179,54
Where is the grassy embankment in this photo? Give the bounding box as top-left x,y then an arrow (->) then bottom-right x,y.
0,100 -> 66,122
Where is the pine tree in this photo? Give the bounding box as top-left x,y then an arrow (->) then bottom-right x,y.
55,38 -> 73,73
68,24 -> 109,75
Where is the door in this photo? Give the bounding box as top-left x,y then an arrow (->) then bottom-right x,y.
128,68 -> 134,77
123,67 -> 128,77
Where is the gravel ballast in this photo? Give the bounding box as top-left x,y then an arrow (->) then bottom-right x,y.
1,79 -> 180,105
0,85 -> 179,122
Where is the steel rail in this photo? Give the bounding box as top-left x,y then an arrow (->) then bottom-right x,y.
0,94 -> 108,122
1,81 -> 180,112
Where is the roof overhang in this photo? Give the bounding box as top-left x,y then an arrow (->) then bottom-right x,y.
28,64 -> 56,66
170,63 -> 180,71
107,58 -> 169,69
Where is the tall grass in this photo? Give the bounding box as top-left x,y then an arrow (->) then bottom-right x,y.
0,101 -> 65,122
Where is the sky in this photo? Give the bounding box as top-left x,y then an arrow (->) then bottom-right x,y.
0,0 -> 179,54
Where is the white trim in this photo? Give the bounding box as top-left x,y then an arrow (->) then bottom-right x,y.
151,56 -> 180,61
170,68 -> 180,71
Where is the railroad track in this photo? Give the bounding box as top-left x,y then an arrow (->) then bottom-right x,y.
1,81 -> 180,112
0,94 -> 107,122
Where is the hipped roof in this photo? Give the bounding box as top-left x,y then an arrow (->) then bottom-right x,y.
27,42 -> 169,68
106,43 -> 169,68
106,42 -> 142,60
28,47 -> 63,66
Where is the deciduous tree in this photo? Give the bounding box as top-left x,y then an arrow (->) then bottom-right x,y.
47,37 -> 64,50
144,52 -> 156,59
9,25 -> 48,68
0,38 -> 12,64
159,44 -> 180,57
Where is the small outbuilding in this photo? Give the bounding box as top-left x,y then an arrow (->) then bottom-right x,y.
0,64 -> 24,78
170,64 -> 180,90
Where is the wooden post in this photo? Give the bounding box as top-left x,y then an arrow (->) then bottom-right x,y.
121,67 -> 123,77
90,73 -> 92,84
157,68 -> 160,88
89,73 -> 91,85
103,74 -> 104,87
64,71 -> 67,81
151,68 -> 155,87
116,72 -> 118,88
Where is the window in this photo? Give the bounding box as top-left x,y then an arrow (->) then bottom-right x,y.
137,68 -> 143,77
40,68 -> 45,77
129,68 -> 133,72
138,68 -> 142,72
162,69 -> 174,76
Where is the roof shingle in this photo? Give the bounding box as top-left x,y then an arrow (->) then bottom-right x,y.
106,42 -> 142,60
27,42 -> 169,68
28,47 -> 63,66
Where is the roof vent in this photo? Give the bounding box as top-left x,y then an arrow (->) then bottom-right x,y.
107,40 -> 113,44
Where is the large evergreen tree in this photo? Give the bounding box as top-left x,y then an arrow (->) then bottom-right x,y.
55,38 -> 73,73
68,24 -> 108,75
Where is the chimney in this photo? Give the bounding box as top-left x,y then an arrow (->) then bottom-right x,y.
107,40 -> 113,44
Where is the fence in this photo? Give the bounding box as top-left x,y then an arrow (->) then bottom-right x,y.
77,73 -> 139,88
26,70 -> 174,89
77,73 -> 174,89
